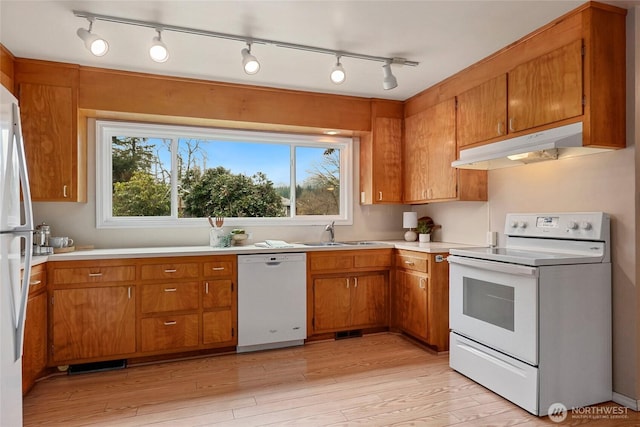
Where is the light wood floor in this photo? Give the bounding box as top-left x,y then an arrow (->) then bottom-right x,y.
23,334 -> 637,426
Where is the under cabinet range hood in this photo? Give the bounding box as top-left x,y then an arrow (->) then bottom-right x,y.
451,122 -> 611,170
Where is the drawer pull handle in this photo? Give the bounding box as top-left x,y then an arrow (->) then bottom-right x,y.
211,267 -> 225,271
404,261 -> 415,265
164,288 -> 177,292
164,321 -> 177,326
205,282 -> 209,294
164,269 -> 177,273
29,280 -> 42,286
88,272 -> 103,277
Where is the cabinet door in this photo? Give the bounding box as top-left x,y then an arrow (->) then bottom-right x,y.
140,282 -> 199,314
203,311 -> 233,345
51,286 -> 135,363
396,270 -> 428,341
350,273 -> 388,328
457,74 -> 507,147
312,277 -> 351,332
19,83 -> 76,201
508,40 -> 583,132
426,99 -> 457,201
372,117 -> 403,203
202,280 -> 232,309
23,291 -> 47,394
140,314 -> 199,352
403,110 -> 429,203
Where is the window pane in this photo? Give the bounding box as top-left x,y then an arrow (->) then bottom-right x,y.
111,136 -> 171,217
295,146 -> 340,216
178,139 -> 291,218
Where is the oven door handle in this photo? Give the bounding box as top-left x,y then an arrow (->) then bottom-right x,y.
448,255 -> 539,277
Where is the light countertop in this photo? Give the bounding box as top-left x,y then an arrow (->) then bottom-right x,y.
26,240 -> 479,263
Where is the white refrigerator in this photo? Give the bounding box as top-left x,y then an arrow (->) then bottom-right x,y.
1,84 -> 34,426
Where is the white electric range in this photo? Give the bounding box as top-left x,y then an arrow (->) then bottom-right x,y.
448,212 -> 612,416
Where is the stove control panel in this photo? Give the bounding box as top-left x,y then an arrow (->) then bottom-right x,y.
505,212 -> 609,240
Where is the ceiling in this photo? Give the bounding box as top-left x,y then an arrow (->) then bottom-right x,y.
0,1 -> 635,101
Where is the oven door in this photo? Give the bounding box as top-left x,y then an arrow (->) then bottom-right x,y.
448,255 -> 538,365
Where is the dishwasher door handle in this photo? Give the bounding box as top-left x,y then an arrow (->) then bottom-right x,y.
265,261 -> 282,266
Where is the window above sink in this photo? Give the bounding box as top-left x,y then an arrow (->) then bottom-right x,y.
95,120 -> 353,229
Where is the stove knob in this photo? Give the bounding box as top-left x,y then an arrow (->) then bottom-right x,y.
567,221 -> 579,230
510,221 -> 519,229
518,221 -> 528,229
580,221 -> 592,230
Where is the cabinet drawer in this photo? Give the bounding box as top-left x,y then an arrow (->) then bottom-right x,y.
203,260 -> 234,278
24,264 -> 46,294
52,265 -> 135,284
140,262 -> 200,280
140,282 -> 199,314
140,314 -> 199,352
395,254 -> 428,273
203,280 -> 233,309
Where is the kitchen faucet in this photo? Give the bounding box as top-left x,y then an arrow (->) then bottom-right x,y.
325,221 -> 335,243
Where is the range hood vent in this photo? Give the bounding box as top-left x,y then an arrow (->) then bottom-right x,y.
451,122 -> 611,170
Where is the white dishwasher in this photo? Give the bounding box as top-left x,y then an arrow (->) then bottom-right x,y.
237,253 -> 307,353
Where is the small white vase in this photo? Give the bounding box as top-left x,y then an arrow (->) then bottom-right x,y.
418,233 -> 430,243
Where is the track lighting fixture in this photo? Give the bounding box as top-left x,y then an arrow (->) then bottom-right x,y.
382,61 -> 398,90
241,43 -> 260,75
76,18 -> 109,57
73,10 -> 420,90
149,29 -> 169,63
330,56 -> 346,85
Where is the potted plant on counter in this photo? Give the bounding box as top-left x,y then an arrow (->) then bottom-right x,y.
417,217 -> 437,243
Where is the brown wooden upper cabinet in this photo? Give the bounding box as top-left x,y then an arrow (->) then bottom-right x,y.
15,60 -> 84,202
360,100 -> 403,205
508,40 -> 583,134
404,99 -> 486,204
457,40 -> 583,149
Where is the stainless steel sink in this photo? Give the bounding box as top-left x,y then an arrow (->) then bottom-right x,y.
342,241 -> 377,246
302,242 -> 347,246
302,241 -> 378,247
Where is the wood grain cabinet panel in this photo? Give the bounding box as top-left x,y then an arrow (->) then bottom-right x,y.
202,280 -> 232,309
22,264 -> 47,395
140,262 -> 200,281
308,250 -> 391,336
203,260 -> 234,278
52,265 -> 135,285
140,314 -> 199,352
508,40 -> 583,133
456,74 -> 508,148
140,282 -> 200,314
203,311 -> 233,344
393,250 -> 449,351
51,286 -> 136,364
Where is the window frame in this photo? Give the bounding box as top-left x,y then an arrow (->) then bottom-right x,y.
96,120 -> 353,229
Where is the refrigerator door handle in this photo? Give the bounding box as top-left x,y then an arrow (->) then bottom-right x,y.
13,231 -> 32,361
11,103 -> 33,233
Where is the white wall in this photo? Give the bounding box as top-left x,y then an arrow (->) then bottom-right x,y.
32,119 -> 408,248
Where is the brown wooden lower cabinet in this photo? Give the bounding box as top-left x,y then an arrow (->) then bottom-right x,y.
140,314 -> 199,352
308,249 -> 392,336
22,264 -> 48,395
393,250 -> 450,351
50,286 -> 136,364
47,255 -> 237,367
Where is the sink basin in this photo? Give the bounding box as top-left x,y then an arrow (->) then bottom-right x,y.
342,241 -> 377,246
302,242 -> 346,246
302,241 -> 378,247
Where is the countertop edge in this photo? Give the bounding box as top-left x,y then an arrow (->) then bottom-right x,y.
26,240 -> 479,263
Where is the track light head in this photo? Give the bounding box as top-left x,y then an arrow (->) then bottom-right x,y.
76,19 -> 109,57
241,43 -> 260,75
330,56 -> 346,85
149,29 -> 169,63
382,62 -> 398,90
